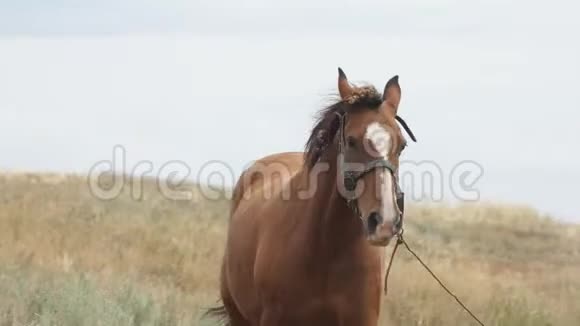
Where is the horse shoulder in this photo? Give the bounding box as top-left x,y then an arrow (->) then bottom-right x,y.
230,152 -> 304,214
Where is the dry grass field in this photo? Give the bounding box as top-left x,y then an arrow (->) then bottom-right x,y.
0,172 -> 579,325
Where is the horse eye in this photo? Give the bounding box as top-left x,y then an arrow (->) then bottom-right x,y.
346,136 -> 357,148
400,143 -> 408,152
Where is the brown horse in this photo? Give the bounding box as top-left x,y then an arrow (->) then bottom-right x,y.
208,69 -> 416,326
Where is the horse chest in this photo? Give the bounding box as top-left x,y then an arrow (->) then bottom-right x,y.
256,290 -> 379,326
254,243 -> 382,318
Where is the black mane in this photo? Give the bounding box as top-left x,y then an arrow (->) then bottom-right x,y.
304,86 -> 382,168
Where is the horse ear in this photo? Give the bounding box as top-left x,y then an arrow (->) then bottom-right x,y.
338,67 -> 353,100
383,75 -> 401,111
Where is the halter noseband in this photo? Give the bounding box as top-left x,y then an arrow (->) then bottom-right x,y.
335,112 -> 406,220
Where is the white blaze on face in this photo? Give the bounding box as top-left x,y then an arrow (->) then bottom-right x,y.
365,122 -> 398,225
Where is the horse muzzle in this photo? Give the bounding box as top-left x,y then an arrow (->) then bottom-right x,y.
364,211 -> 402,246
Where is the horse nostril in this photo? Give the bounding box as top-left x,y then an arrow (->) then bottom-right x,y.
367,212 -> 382,234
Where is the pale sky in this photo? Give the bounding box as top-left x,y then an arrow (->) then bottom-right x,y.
1,1 -> 579,221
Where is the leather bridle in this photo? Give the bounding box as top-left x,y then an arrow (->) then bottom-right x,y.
334,111 -> 408,224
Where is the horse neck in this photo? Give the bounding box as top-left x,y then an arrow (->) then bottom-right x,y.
297,146 -> 365,254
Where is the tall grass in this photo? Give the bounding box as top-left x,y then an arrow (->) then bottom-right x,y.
0,172 -> 579,325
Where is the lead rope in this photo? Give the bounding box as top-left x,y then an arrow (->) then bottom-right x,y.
383,231 -> 402,295
383,230 -> 486,326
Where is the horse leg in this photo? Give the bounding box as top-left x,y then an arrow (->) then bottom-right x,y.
222,296 -> 251,326
259,308 -> 283,326
220,270 -> 252,326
